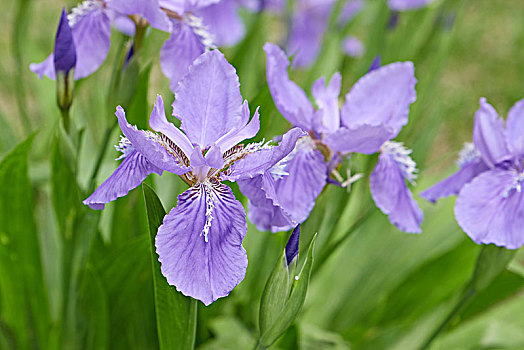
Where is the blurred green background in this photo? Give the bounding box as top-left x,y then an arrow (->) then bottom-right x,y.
1,0 -> 524,349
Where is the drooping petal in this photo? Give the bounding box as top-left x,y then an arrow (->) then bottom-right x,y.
388,0 -> 437,11
341,62 -> 417,136
420,158 -> 489,203
225,127 -> 305,181
83,150 -> 162,210
149,94 -> 194,158
116,106 -> 190,174
472,98 -> 510,167
30,3 -> 111,80
311,73 -> 341,134
370,152 -> 423,233
214,102 -> 260,154
197,0 -> 245,47
323,124 -> 395,154
263,43 -> 315,130
506,97 -> 524,158
109,0 -> 171,32
173,50 -> 244,148
455,169 -> 524,249
156,182 -> 248,305
160,20 -> 206,92
54,8 -> 76,74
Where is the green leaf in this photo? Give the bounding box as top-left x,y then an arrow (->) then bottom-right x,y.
142,184 -> 197,350
470,244 -> 517,291
0,135 -> 50,349
259,234 -> 317,348
259,251 -> 290,336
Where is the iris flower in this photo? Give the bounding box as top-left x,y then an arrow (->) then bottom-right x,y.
30,0 -> 170,80
83,50 -> 302,304
238,43 -> 423,233
422,98 -> 524,249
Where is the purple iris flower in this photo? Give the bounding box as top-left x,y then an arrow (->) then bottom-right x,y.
83,50 -> 302,305
159,0 -> 248,91
388,0 -> 437,11
286,0 -> 363,67
30,0 -> 170,80
238,43 -> 423,233
421,98 -> 524,249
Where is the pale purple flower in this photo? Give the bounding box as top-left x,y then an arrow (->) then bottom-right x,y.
83,50 -> 302,304
342,36 -> 364,58
159,0 -> 248,91
30,0 -> 170,80
388,0 -> 437,11
422,97 -> 524,249
239,43 -> 422,233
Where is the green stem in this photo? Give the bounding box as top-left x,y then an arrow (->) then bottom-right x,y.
60,108 -> 71,135
88,120 -> 117,193
254,339 -> 267,350
418,287 -> 475,350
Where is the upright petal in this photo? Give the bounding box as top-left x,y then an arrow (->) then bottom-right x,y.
472,98 -> 510,167
388,0 -> 437,11
83,150 -> 162,209
109,0 -> 171,31
225,127 -> 305,181
323,124 -> 395,154
197,0 -> 245,47
116,106 -> 190,174
149,95 -> 194,158
370,152 -> 423,233
341,62 -> 416,136
173,50 -> 244,148
264,43 -> 315,130
156,182 -> 248,305
312,73 -> 341,134
506,97 -> 524,158
215,102 -> 260,153
30,3 -> 111,80
455,169 -> 524,249
420,158 -> 489,203
160,20 -> 206,92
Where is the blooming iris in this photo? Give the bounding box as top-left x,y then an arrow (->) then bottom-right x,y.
422,97 -> 524,249
83,50 -> 302,304
30,0 -> 170,80
238,43 -> 423,233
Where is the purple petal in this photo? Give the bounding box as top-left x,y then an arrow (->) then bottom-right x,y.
159,0 -> 186,13
225,127 -> 305,181
341,62 -> 417,136
473,98 -> 510,167
197,0 -> 245,47
338,0 -> 363,24
109,0 -> 171,31
263,43 -> 315,130
370,152 -> 423,233
156,182 -> 248,305
368,55 -> 381,72
311,73 -> 341,134
116,106 -> 190,174
30,4 -> 111,80
285,225 -> 300,265
54,8 -> 76,74
455,169 -> 524,249
83,150 -> 162,210
109,13 -> 136,36
388,0 -> 437,11
420,158 -> 489,203
323,124 -> 395,154
149,95 -> 194,158
173,50 -> 244,148
342,36 -> 364,58
215,102 -> 260,153
160,20 -> 206,92
506,97 -> 524,158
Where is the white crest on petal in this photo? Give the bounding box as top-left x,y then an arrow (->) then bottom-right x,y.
114,136 -> 134,160
184,14 -> 216,51
201,182 -> 216,243
381,141 -> 418,184
456,142 -> 480,168
269,136 -> 315,180
68,0 -> 104,27
503,170 -> 524,198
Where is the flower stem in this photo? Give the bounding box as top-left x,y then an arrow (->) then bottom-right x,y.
88,120 -> 117,193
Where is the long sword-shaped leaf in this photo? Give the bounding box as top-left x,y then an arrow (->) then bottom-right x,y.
143,184 -> 197,350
